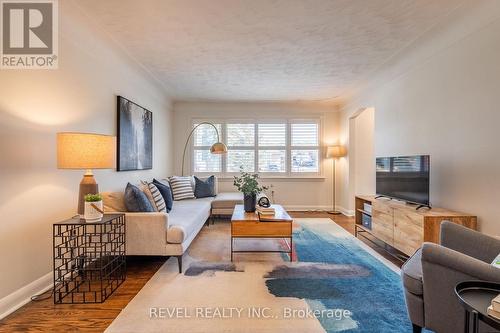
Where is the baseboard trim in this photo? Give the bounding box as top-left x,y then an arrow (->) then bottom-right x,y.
337,206 -> 355,217
284,205 -> 331,211
284,205 -> 355,216
0,272 -> 52,320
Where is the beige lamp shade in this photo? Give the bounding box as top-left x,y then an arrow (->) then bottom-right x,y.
326,145 -> 347,159
57,132 -> 116,169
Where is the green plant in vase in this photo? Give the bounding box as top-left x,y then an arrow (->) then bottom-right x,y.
83,193 -> 104,222
233,167 -> 268,212
84,193 -> 103,202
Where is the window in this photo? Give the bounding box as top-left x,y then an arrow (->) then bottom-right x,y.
192,119 -> 321,177
226,123 -> 255,172
290,122 -> 319,173
192,123 -> 222,173
258,123 -> 286,173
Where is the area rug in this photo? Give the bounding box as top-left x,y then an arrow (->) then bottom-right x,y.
105,218 -> 414,333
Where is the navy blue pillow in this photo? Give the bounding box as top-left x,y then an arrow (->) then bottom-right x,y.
124,183 -> 154,212
194,175 -> 216,198
153,179 -> 173,212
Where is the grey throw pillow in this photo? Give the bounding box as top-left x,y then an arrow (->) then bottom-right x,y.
194,175 -> 216,198
124,183 -> 155,212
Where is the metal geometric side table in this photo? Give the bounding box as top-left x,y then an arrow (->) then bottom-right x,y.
53,213 -> 126,304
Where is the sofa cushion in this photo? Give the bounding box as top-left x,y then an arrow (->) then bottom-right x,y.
153,179 -> 173,212
401,247 -> 423,295
191,175 -> 219,195
194,175 -> 216,198
102,191 -> 127,212
169,176 -> 195,201
142,182 -> 167,212
166,198 -> 213,244
211,192 -> 243,209
124,183 -> 155,212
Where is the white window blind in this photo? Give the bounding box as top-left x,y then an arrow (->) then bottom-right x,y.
193,150 -> 221,172
258,150 -> 286,173
257,123 -> 286,173
290,121 -> 319,173
191,119 -> 321,176
227,123 -> 254,146
227,150 -> 255,172
291,123 -> 318,146
192,123 -> 222,173
193,123 -> 221,146
258,124 -> 286,147
226,123 -> 255,172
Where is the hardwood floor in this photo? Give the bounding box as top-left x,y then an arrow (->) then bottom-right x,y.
0,256 -> 167,333
0,212 -> 403,332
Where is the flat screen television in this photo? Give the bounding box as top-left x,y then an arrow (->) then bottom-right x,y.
376,155 -> 430,206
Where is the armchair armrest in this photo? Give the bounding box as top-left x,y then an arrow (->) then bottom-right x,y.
124,212 -> 169,255
440,221 -> 500,262
420,242 -> 500,332
422,242 -> 500,282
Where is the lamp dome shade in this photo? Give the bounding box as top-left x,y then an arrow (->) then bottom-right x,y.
57,132 -> 116,169
210,142 -> 228,154
326,145 -> 347,158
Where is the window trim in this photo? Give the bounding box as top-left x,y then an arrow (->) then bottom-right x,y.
191,117 -> 323,178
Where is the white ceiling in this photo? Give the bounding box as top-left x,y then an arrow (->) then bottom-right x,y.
75,0 -> 462,102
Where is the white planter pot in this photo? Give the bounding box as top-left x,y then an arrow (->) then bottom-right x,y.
84,200 -> 103,222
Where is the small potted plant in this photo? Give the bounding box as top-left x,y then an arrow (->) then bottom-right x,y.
84,193 -> 104,222
233,168 -> 268,212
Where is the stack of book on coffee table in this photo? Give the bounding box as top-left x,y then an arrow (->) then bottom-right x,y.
487,294 -> 500,319
256,206 -> 275,216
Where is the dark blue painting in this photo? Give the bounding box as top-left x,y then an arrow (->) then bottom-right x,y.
117,96 -> 153,171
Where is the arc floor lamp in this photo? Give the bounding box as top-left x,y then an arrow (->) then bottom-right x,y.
181,122 -> 227,176
327,145 -> 347,215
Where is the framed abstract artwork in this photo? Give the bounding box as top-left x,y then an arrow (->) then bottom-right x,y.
117,96 -> 153,171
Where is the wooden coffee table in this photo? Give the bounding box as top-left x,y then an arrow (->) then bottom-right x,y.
230,204 -> 293,261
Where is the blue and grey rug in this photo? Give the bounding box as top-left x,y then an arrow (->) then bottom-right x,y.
106,218 -> 415,333
265,219 -> 413,332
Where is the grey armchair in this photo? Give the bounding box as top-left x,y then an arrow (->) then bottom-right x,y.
401,221 -> 500,333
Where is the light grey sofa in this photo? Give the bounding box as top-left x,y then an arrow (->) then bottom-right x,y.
102,188 -> 242,273
401,221 -> 500,333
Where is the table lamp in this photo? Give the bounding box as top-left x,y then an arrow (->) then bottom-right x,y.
326,145 -> 347,215
57,132 -> 116,216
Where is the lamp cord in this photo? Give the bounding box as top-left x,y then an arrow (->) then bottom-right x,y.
31,288 -> 53,301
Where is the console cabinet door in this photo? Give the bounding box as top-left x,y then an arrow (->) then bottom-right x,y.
393,209 -> 424,255
372,200 -> 392,215
372,209 -> 394,246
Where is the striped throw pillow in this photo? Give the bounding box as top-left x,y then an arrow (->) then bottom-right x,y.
169,176 -> 195,201
142,182 -> 167,212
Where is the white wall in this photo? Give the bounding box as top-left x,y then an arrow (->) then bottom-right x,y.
351,108 -> 375,197
0,1 -> 173,314
173,101 -> 344,211
340,1 -> 500,235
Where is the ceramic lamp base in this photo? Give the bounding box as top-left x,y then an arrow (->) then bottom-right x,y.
78,170 -> 98,216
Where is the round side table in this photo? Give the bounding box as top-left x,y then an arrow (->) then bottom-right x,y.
455,281 -> 500,333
